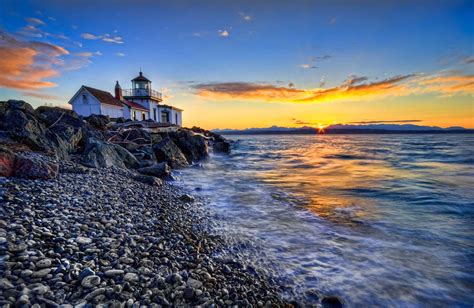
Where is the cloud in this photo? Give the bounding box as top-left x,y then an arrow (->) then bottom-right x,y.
300,54 -> 330,69
25,17 -> 45,26
329,17 -> 337,24
62,51 -> 102,71
192,72 -> 474,104
81,33 -> 101,40
116,52 -> 125,57
310,55 -> 331,61
238,12 -> 252,21
0,31 -> 69,90
81,33 -> 124,44
218,30 -> 230,37
300,64 -> 317,69
21,91 -> 61,100
415,74 -> 474,96
461,55 -> 474,65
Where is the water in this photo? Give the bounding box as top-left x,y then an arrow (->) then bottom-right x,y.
178,134 -> 474,307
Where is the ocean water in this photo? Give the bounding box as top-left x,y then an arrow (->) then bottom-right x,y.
177,134 -> 474,307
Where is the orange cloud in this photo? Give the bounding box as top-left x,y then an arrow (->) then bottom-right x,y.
193,73 -> 473,104
194,75 -> 416,103
0,31 -> 68,90
415,75 -> 474,96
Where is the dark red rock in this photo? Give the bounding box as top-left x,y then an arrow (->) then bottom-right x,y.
14,156 -> 59,179
0,146 -> 16,177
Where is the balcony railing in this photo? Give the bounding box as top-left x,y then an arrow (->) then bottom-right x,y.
122,88 -> 162,100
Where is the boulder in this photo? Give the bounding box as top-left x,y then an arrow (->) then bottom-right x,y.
152,138 -> 188,168
0,101 -> 87,159
84,115 -> 110,130
36,106 -> 84,128
169,130 -> 208,163
120,128 -> 152,145
81,138 -> 138,169
14,156 -> 59,179
213,140 -> 231,154
133,174 -> 163,186
0,101 -> 53,153
0,146 -> 16,177
137,162 -> 170,178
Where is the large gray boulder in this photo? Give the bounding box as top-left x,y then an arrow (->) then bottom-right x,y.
168,130 -> 208,164
0,101 -> 90,159
137,162 -> 170,178
152,138 -> 188,168
81,138 -> 138,169
0,100 -> 54,154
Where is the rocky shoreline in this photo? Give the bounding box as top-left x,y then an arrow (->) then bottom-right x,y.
0,100 -> 289,306
1,157 -> 289,306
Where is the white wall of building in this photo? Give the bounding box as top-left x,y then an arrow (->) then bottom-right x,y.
100,104 -> 123,118
70,89 -> 101,117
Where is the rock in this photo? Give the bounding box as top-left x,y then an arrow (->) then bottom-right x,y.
183,287 -> 194,300
81,275 -> 101,288
84,288 -> 106,301
17,294 -> 29,305
31,268 -> 51,278
124,272 -> 139,284
321,296 -> 344,308
35,258 -> 52,269
0,100 -> 76,159
76,236 -> 92,245
120,128 -> 152,145
186,278 -> 202,289
81,138 -> 138,169
105,269 -> 125,277
213,140 -> 231,154
8,243 -> 27,253
0,146 -> 15,177
133,174 -> 162,186
84,114 -> 110,130
169,130 -> 209,163
36,106 -> 84,128
31,284 -> 49,295
179,194 -> 195,203
13,156 -> 59,179
165,273 -> 182,284
152,138 -> 188,168
137,162 -> 170,178
0,278 -> 14,290
79,267 -> 95,280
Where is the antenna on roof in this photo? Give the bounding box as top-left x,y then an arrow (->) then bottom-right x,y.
139,67 -> 142,76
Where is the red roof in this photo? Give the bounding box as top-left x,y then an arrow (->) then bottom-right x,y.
83,86 -> 123,107
121,100 -> 149,112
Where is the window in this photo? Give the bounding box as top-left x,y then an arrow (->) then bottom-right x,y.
161,111 -> 169,123
175,113 -> 178,124
82,94 -> 88,104
153,108 -> 157,121
132,110 -> 136,121
142,112 -> 146,121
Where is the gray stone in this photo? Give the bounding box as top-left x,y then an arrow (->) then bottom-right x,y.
81,275 -> 101,288
35,258 -> 52,269
104,269 -> 124,277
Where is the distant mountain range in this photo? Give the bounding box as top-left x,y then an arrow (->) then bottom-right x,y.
213,124 -> 473,135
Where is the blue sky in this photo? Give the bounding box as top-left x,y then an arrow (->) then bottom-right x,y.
1,0 -> 473,128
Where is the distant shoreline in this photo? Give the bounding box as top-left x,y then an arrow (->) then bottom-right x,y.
219,129 -> 474,135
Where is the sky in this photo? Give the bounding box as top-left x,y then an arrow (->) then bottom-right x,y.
0,0 -> 473,129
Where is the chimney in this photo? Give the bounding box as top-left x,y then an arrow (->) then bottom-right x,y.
115,81 -> 123,100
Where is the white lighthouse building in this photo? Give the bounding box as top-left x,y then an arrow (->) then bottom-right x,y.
68,71 -> 183,126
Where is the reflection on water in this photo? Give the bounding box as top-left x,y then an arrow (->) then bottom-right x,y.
178,134 -> 474,306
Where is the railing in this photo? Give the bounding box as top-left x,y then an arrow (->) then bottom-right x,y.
122,88 -> 162,100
